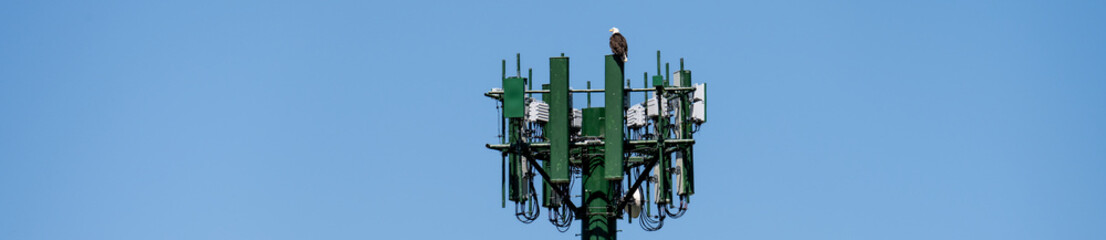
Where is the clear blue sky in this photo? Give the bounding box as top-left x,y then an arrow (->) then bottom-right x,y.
2,1 -> 1104,239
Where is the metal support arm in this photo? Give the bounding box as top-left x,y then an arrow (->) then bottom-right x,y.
520,150 -> 582,218
484,86 -> 696,96
485,139 -> 694,150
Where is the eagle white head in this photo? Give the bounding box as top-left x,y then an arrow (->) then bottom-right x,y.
609,27 -> 620,34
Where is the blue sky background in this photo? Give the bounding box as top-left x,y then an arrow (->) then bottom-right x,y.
2,1 -> 1104,239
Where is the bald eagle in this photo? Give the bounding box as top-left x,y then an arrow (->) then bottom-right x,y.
609,27 -> 628,62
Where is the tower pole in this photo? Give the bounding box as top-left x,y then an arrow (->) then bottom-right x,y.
582,147 -> 615,240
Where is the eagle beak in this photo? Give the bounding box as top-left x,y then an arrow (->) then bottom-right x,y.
608,29 -> 614,32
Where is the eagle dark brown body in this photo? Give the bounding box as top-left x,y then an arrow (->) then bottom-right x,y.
610,31 -> 628,63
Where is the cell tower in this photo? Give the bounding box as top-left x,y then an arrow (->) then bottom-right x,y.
485,51 -> 707,240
